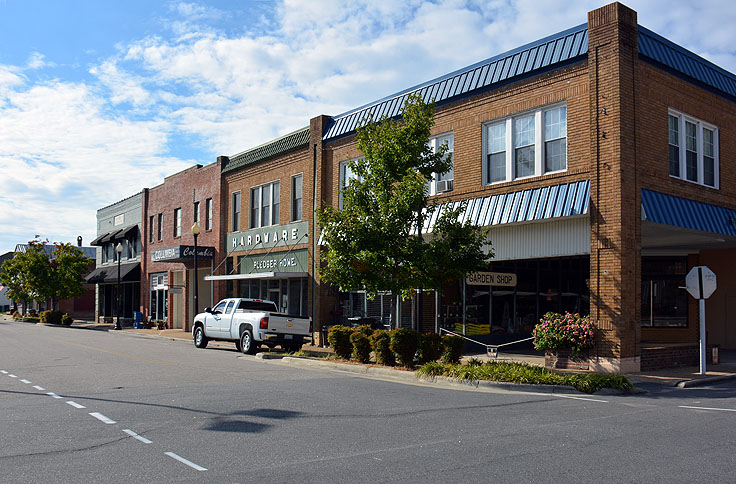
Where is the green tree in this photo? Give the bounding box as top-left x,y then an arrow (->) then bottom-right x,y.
0,239 -> 90,311
0,240 -> 51,311
47,242 -> 90,309
317,93 -> 490,317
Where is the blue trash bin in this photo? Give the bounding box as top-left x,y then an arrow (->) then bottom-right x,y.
133,311 -> 143,329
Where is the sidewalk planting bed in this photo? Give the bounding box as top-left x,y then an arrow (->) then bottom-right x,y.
417,359 -> 633,394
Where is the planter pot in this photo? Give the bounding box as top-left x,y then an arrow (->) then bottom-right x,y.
545,349 -> 590,371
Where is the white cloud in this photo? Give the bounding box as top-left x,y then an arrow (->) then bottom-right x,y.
1,0 -> 736,254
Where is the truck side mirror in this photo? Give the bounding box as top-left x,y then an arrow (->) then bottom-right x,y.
203,307 -> 212,314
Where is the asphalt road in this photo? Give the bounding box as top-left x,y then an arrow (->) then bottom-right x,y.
2,319 -> 735,483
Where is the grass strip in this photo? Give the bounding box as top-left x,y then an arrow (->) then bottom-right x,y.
417,360 -> 633,394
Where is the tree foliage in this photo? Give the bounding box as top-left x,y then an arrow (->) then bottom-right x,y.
0,238 -> 90,310
317,93 -> 491,301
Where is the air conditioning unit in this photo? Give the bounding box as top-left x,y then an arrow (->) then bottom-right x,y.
436,179 -> 454,193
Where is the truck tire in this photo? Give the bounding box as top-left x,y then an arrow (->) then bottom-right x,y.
194,326 -> 208,349
240,329 -> 258,355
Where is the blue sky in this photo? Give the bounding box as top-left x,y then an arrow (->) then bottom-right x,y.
1,0 -> 735,255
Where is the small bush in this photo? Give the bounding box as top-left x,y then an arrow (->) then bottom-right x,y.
328,325 -> 353,360
533,312 -> 595,356
371,330 -> 395,366
418,332 -> 443,364
441,335 -> 465,364
40,310 -> 63,325
354,324 -> 374,338
350,330 -> 372,363
61,314 -> 73,326
390,329 -> 420,368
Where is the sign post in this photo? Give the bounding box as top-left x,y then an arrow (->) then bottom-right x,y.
685,266 -> 717,375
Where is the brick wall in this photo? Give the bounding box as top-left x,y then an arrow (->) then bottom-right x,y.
142,161 -> 225,330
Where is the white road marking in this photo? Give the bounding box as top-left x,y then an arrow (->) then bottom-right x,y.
89,412 -> 116,424
164,452 -> 207,471
33,385 -> 45,391
123,429 -> 152,444
66,401 -> 86,409
20,379 -> 31,384
47,392 -> 63,399
1,370 -> 7,374
8,374 -> 17,378
679,405 -> 736,413
554,395 -> 609,403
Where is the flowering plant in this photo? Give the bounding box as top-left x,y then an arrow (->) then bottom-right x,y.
533,312 -> 595,355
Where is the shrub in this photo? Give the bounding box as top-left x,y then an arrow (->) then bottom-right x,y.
371,330 -> 395,366
61,314 -> 73,326
533,312 -> 595,356
418,332 -> 443,364
350,330 -> 372,363
441,335 -> 465,364
354,324 -> 374,338
328,325 -> 353,360
390,329 -> 420,368
40,310 -> 63,325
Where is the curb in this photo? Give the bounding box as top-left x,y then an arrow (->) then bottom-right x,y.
277,356 -> 636,395
676,373 -> 736,388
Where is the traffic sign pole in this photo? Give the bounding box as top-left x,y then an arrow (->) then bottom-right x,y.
686,266 -> 716,376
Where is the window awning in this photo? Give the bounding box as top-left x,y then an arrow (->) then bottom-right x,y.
641,189 -> 736,237
84,263 -> 141,284
414,180 -> 590,234
204,272 -> 308,281
91,225 -> 139,246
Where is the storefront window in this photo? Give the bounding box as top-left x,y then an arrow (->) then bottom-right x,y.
641,257 -> 688,328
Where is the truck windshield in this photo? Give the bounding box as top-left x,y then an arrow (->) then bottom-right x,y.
237,300 -> 277,312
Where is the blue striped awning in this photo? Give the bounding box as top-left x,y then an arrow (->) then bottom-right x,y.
641,189 -> 736,237
414,180 -> 589,234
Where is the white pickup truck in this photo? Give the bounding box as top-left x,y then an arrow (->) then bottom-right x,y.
192,298 -> 311,354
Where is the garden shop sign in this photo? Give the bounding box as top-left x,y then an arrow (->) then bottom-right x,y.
466,271 -> 517,287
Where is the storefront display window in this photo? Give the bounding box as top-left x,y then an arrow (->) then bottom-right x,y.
641,257 -> 688,328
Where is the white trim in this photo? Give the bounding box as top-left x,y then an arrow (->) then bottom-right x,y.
667,108 -> 719,189
204,271 -> 308,281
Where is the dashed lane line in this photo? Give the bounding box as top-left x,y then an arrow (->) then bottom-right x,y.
33,385 -> 45,391
164,452 -> 207,471
20,379 -> 31,384
679,405 -> 736,413
8,374 -> 17,378
47,392 -> 63,399
89,412 -> 116,424
66,401 -> 86,409
0,370 -> 7,374
123,429 -> 152,444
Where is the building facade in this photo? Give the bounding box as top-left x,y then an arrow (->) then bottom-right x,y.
141,162 -> 225,330
87,192 -> 143,323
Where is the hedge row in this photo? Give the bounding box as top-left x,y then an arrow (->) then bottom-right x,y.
327,325 -> 465,368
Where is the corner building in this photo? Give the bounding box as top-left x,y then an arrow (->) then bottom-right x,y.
218,2 -> 736,372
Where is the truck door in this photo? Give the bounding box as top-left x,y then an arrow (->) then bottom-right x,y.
205,300 -> 227,338
219,300 -> 236,337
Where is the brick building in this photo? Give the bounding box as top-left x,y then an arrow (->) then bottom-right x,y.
211,2 -> 736,372
142,162 -> 225,331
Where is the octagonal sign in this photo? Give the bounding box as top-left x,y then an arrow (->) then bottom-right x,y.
686,266 -> 717,299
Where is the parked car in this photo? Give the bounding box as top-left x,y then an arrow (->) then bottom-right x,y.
192,298 -> 311,354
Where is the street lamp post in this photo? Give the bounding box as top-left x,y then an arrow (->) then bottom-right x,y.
115,242 -> 123,330
191,222 -> 200,316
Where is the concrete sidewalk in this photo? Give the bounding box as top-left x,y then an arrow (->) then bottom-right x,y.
8,315 -> 736,389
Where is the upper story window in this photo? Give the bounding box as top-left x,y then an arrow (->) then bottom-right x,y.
194,201 -> 200,225
232,192 -> 241,232
483,104 -> 567,184
157,213 -> 163,241
339,158 -> 363,209
173,208 -> 182,237
148,216 -> 154,243
427,133 -> 454,195
250,181 -> 280,228
206,198 -> 213,230
668,109 -> 718,188
291,174 -> 303,221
